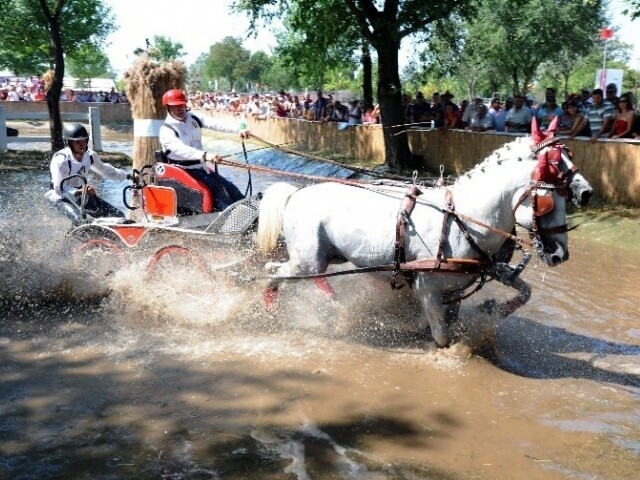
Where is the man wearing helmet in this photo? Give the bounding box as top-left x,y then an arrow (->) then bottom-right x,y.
159,89 -> 244,211
45,122 -> 133,223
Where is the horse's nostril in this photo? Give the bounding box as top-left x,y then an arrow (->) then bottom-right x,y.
580,190 -> 593,206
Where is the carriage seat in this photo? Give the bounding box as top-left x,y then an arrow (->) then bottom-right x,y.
153,163 -> 214,214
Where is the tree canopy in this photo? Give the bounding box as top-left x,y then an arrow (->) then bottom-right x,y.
234,0 -> 477,167
0,0 -> 115,75
134,35 -> 186,63
0,0 -> 116,151
204,36 -> 252,91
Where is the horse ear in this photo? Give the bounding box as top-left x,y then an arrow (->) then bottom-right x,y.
531,116 -> 543,144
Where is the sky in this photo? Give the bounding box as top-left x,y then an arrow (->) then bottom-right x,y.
104,0 -> 276,76
103,0 -> 640,78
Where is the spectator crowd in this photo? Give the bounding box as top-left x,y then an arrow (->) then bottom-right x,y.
0,76 -> 128,104
3,75 -> 639,140
186,84 -> 640,141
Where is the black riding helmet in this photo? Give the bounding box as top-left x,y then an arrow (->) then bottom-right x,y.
63,123 -> 89,148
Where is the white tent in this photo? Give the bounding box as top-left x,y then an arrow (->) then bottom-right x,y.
63,77 -> 116,92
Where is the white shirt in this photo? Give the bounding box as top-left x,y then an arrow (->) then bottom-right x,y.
46,147 -> 128,201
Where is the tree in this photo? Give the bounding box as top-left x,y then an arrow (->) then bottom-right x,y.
204,36 -> 251,92
234,0 -> 476,167
66,44 -> 114,82
465,0 -> 605,96
0,0 -> 115,151
622,0 -> 640,19
140,35 -> 186,63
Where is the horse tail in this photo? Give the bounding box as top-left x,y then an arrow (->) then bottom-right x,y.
257,182 -> 299,254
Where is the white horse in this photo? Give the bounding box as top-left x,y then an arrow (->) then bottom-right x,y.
257,132 -> 592,347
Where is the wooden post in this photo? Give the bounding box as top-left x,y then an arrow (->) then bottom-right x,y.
88,107 -> 102,151
124,56 -> 186,172
0,106 -> 7,152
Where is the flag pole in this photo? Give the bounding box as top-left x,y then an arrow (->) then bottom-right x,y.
601,38 -> 608,89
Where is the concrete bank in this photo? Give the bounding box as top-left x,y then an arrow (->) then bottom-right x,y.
198,110 -> 640,207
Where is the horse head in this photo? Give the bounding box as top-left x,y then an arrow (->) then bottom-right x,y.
510,116 -> 583,266
531,115 -> 594,207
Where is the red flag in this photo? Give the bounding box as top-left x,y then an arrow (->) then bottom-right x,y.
600,27 -> 614,40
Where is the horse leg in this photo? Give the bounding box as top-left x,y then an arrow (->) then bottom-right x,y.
313,277 -> 336,300
263,279 -> 280,312
416,293 -> 450,348
445,300 -> 463,342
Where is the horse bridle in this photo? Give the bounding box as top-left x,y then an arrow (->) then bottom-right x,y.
512,144 -> 577,252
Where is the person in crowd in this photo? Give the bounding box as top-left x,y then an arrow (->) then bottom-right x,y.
330,100 -> 348,122
362,104 -> 374,124
7,85 -> 20,101
468,103 -> 495,132
371,104 -> 381,124
504,93 -> 532,133
289,95 -> 303,118
410,91 -> 431,126
488,97 -> 501,125
363,104 -> 378,125
402,93 -> 413,124
443,101 -> 463,129
431,92 -> 445,127
462,97 -> 483,128
108,87 -> 119,103
272,98 -> 288,117
347,99 -> 363,125
158,89 -> 244,211
587,88 -> 615,142
557,100 -> 590,139
459,99 -> 469,120
494,97 -> 512,132
579,88 -> 592,115
441,91 -> 457,110
525,95 -> 537,114
536,95 -> 563,130
605,83 -> 619,107
314,89 -> 328,122
45,123 -> 133,223
608,93 -> 635,139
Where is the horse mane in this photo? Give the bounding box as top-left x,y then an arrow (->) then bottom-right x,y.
455,136 -> 534,184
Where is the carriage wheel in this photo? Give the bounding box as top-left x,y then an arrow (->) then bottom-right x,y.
146,245 -> 210,283
71,237 -> 126,295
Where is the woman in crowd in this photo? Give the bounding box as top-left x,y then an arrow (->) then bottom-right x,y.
558,100 -> 590,139
443,102 -> 463,129
363,104 -> 376,125
609,93 -> 635,139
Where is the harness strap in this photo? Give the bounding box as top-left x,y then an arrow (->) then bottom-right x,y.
392,184 -> 422,289
275,257 -> 487,281
436,190 -> 453,268
452,215 -> 491,263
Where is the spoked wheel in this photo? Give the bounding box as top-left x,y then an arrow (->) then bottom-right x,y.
146,245 -> 210,284
71,237 -> 126,296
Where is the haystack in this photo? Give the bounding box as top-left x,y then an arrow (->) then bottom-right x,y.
124,56 -> 186,171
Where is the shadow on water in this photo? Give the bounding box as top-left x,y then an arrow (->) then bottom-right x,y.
486,315 -> 640,390
0,307 -> 461,480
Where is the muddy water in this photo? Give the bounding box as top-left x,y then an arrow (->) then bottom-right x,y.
1,133 -> 639,479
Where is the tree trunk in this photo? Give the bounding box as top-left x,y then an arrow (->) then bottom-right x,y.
511,67 -> 520,96
361,42 -> 373,108
373,39 -> 410,168
45,7 -> 65,153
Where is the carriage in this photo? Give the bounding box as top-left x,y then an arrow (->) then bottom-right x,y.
63,160 -> 262,290
62,117 -> 594,347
